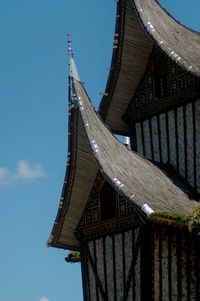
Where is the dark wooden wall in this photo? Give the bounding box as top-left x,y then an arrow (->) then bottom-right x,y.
80,226 -> 200,301
81,228 -> 142,301
126,47 -> 200,196
132,99 -> 200,195
151,227 -> 200,301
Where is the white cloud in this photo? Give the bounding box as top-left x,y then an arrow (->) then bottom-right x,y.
14,160 -> 46,180
0,166 -> 8,178
0,166 -> 9,186
39,298 -> 51,301
0,160 -> 46,186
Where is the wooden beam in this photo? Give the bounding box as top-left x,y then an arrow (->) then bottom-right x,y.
122,228 -> 142,301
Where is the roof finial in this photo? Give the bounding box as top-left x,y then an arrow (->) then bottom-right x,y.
67,34 -> 80,81
67,33 -> 73,58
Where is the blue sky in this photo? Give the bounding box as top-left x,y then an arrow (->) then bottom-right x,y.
0,1 -> 200,301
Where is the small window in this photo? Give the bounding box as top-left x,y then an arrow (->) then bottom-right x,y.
100,182 -> 116,221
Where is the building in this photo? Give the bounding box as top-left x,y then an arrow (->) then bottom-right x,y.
47,0 -> 200,300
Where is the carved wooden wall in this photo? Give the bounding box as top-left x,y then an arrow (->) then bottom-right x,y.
132,99 -> 200,196
126,47 -> 200,196
152,227 -> 200,301
77,174 -> 137,239
80,225 -> 200,301
76,174 -> 200,301
125,46 -> 199,122
81,228 -> 142,301
77,174 -> 142,301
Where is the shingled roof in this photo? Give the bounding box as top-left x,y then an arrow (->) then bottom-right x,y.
48,53 -> 198,250
99,0 -> 200,134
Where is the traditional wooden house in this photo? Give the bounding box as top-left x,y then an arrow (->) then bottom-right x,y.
48,0 -> 200,300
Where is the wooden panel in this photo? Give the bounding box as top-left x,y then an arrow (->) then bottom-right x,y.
135,229 -> 141,301
159,113 -> 168,164
83,226 -> 200,301
81,244 -> 91,301
168,110 -> 177,169
135,122 -> 143,155
115,233 -> 124,301
170,233 -> 178,300
151,116 -> 160,162
105,235 -> 114,301
162,230 -> 169,301
125,230 -> 133,301
190,240 -> 197,300
197,239 -> 200,300
152,228 -> 200,301
143,119 -> 152,160
88,240 -> 97,301
84,230 -> 142,301
177,106 -> 185,177
133,98 -> 200,196
179,236 -> 187,301
153,231 -> 160,301
186,103 -> 194,187
195,99 -> 200,194
95,238 -> 105,301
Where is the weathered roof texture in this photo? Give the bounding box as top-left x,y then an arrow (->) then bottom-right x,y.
74,80 -> 197,216
100,0 -> 200,134
48,56 -> 198,250
47,53 -> 98,249
48,108 -> 98,249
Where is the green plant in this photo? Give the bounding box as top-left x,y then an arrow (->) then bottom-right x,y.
149,205 -> 200,233
188,205 -> 200,232
65,251 -> 81,263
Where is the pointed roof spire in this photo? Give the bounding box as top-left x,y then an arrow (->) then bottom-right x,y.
67,34 -> 80,81
67,34 -> 73,58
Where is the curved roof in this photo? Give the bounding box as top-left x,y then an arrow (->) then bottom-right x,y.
47,54 -> 98,250
99,0 -> 153,134
48,57 -> 198,250
135,0 -> 200,75
100,0 -> 200,134
47,107 -> 98,250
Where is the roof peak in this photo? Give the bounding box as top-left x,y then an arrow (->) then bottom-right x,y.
67,34 -> 73,58
67,34 -> 80,81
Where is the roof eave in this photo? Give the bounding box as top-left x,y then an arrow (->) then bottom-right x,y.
99,0 -> 153,134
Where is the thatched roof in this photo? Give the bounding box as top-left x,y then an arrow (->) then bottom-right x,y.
48,56 -> 198,250
99,0 -> 200,134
